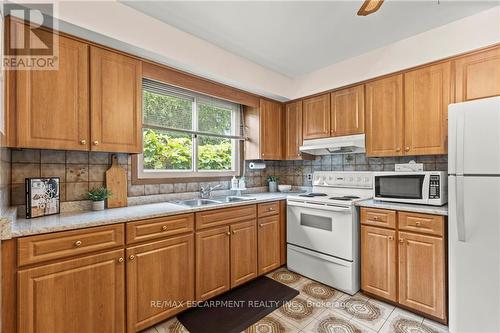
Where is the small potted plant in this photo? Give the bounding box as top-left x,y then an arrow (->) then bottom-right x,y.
86,186 -> 112,211
266,175 -> 279,193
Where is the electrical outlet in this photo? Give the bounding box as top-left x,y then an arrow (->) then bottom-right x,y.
306,174 -> 313,181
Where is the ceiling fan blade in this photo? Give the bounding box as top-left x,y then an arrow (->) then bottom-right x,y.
357,0 -> 384,16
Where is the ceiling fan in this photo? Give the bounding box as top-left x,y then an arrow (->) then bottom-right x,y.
357,0 -> 384,16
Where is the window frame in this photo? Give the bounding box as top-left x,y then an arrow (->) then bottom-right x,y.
137,79 -> 242,181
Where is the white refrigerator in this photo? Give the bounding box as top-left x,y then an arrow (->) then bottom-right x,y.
448,96 -> 500,333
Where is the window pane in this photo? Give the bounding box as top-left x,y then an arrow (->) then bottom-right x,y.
197,136 -> 233,171
143,90 -> 192,130
197,102 -> 232,135
143,128 -> 192,171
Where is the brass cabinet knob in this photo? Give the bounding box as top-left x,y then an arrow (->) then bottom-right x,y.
415,221 -> 421,226
118,257 -> 124,263
79,139 -> 86,145
297,153 -> 301,157
405,147 -> 410,152
162,225 -> 167,231
232,230 -> 236,234
129,255 -> 135,260
396,147 -> 401,152
399,238 -> 405,243
373,216 -> 379,221
226,231 -> 231,236
269,207 -> 274,211
74,240 -> 82,247
388,236 -> 394,241
93,140 -> 99,145
259,224 -> 264,227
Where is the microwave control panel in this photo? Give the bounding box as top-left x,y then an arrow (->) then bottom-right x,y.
429,175 -> 440,199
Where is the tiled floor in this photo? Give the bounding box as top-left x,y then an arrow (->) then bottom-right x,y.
142,268 -> 449,333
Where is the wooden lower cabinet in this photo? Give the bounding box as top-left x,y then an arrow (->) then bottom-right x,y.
17,249 -> 125,333
398,231 -> 445,320
195,226 -> 231,301
230,220 -> 258,287
257,215 -> 281,274
126,234 -> 194,333
360,225 -> 397,302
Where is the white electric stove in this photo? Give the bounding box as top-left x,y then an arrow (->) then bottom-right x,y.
286,171 -> 373,295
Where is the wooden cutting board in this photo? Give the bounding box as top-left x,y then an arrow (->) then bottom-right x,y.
105,154 -> 127,208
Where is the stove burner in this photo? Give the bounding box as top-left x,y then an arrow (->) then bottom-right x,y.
299,192 -> 328,198
329,195 -> 361,201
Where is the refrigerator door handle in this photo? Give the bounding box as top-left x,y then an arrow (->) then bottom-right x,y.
456,110 -> 465,175
456,176 -> 466,242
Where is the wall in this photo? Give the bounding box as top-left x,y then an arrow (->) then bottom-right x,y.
10,148 -> 447,209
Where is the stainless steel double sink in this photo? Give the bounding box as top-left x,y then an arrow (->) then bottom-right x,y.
175,196 -> 256,207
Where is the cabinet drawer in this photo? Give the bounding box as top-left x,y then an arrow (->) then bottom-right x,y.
257,201 -> 280,217
398,211 -> 444,237
18,224 -> 124,266
360,208 -> 396,229
126,213 -> 194,244
196,205 -> 257,230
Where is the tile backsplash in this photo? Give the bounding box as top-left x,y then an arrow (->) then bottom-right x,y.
9,148 -> 447,207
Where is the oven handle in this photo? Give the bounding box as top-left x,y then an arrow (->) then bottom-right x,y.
287,200 -> 352,213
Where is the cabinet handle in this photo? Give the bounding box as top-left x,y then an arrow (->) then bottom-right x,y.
79,139 -> 86,145
405,147 -> 410,152
93,140 -> 99,146
129,255 -> 135,260
74,240 -> 82,247
259,223 -> 264,227
232,230 -> 236,234
162,225 -> 168,231
373,216 -> 379,221
262,153 -> 265,157
269,207 -> 275,211
415,221 -> 421,226
226,231 -> 231,236
388,236 -> 394,241
399,238 -> 405,243
396,147 -> 401,152
118,257 -> 124,263
297,153 -> 301,157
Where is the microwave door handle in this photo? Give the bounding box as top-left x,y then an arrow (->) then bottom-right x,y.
456,176 -> 466,242
287,201 -> 351,213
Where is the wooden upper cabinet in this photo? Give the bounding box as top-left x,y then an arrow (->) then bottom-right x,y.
244,99 -> 283,160
365,74 -> 404,157
230,220 -> 258,288
302,94 -> 330,139
398,231 -> 445,320
17,250 -> 125,333
195,226 -> 230,301
404,62 -> 451,155
260,99 -> 283,160
284,101 -> 303,160
126,234 -> 194,333
14,29 -> 90,150
90,47 -> 142,153
330,85 -> 365,137
361,225 -> 397,302
455,46 -> 500,102
257,215 -> 281,274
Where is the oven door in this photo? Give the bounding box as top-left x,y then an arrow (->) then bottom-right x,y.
287,200 -> 354,261
374,174 -> 428,204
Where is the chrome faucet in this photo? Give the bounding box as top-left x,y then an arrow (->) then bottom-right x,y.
200,184 -> 221,199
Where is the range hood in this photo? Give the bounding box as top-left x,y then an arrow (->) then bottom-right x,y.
299,134 -> 366,155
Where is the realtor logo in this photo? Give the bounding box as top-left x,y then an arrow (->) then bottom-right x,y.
2,3 -> 59,70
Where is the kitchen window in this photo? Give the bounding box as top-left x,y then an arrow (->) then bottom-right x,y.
137,79 -> 242,180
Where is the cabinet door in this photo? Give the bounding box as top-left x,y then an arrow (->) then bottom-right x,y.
90,47 -> 142,153
365,75 -> 404,157
404,62 -> 451,155
126,234 -> 194,332
284,101 -> 303,160
230,220 -> 257,287
260,99 -> 283,160
455,46 -> 500,102
330,85 -> 365,137
15,28 -> 89,150
18,250 -> 125,333
303,94 -> 330,139
398,231 -> 446,320
360,225 -> 397,302
195,226 -> 230,300
257,215 -> 281,274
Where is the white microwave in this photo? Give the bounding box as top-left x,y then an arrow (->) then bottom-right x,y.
373,171 -> 447,206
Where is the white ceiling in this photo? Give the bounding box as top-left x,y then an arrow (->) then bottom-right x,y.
121,1 -> 498,77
